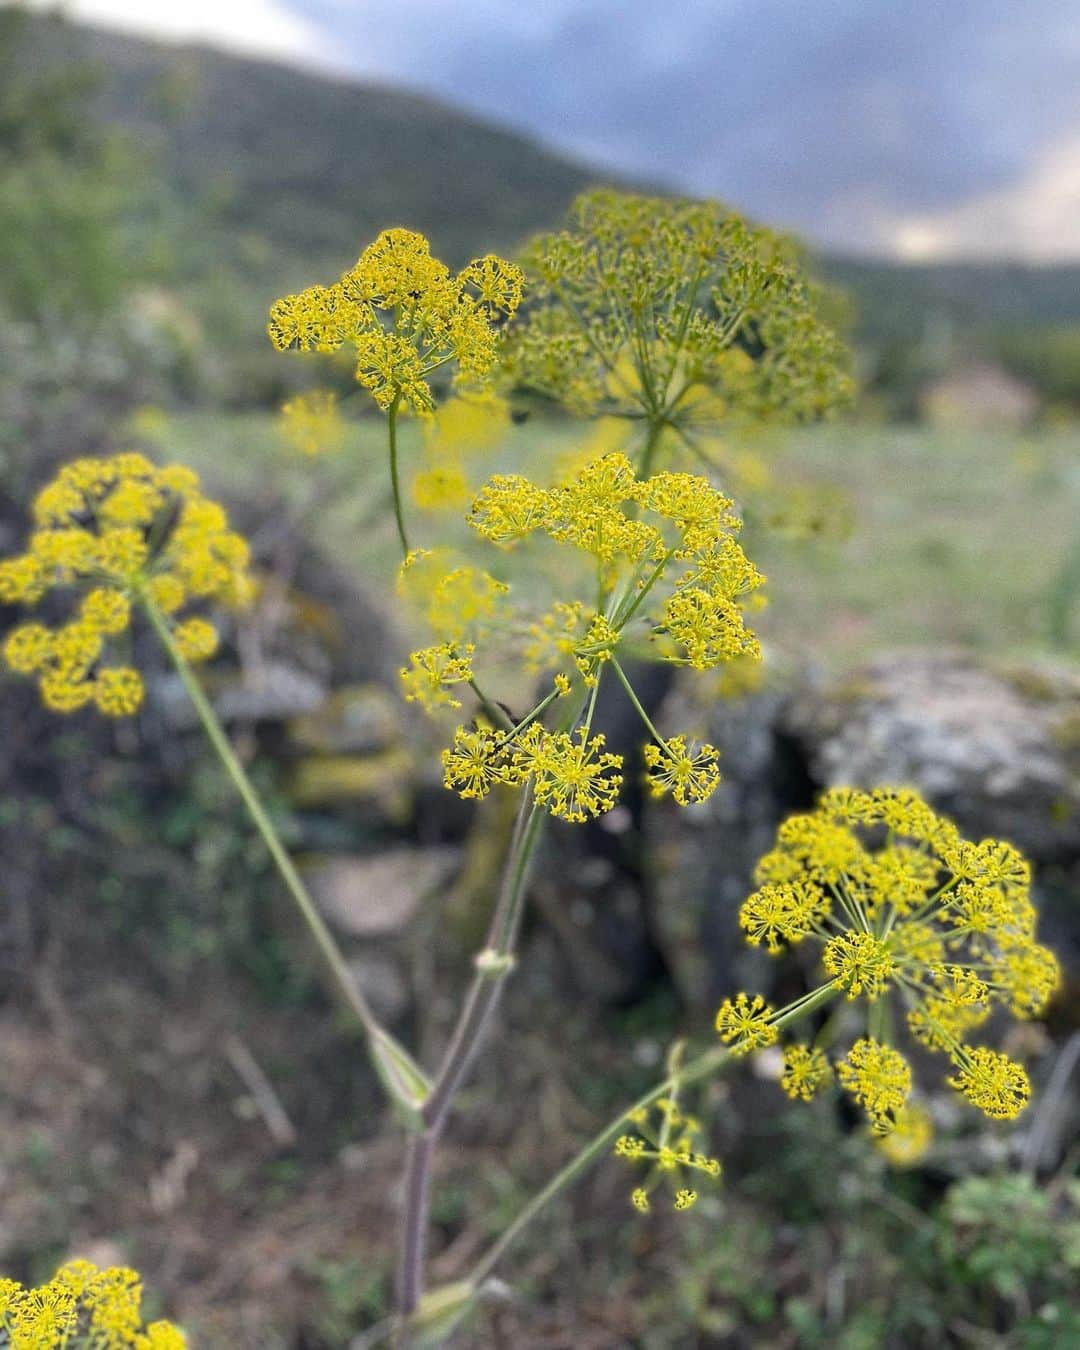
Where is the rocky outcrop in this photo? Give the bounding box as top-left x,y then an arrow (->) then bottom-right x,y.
301,847 -> 460,939
644,652 -> 1080,1006
783,652 -> 1080,862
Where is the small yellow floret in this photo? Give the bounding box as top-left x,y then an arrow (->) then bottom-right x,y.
525,727 -> 623,824
837,1038 -> 911,1135
739,880 -> 826,953
780,1044 -> 831,1101
3,623 -> 52,674
145,574 -> 187,614
948,1047 -> 1030,1120
94,667 -> 145,717
81,588 -> 132,636
659,587 -> 761,669
823,931 -> 894,999
442,726 -> 513,801
401,644 -> 475,712
643,736 -> 721,806
875,1102 -> 933,1167
714,992 -> 777,1055
40,670 -> 95,712
173,618 -> 219,664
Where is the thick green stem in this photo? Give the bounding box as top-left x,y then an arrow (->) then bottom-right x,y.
397,683 -> 596,1329
143,598 -> 407,1073
387,394 -> 410,557
637,417 -> 665,479
611,548 -> 676,631
398,794 -> 545,1324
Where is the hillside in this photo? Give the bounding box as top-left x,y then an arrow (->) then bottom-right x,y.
823,256 -> 1080,341
14,11 -> 1080,404
20,11 -> 607,287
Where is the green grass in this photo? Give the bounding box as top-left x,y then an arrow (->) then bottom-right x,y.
749,420 -> 1080,665
155,410 -> 1080,669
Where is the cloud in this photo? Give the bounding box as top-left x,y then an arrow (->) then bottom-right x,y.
300,0 -> 1080,258
20,0 -> 348,73
889,134 -> 1080,262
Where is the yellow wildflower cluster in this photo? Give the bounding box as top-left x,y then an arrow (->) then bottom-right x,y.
0,1259 -> 185,1349
506,189 -> 852,459
1,455 -> 250,716
779,1044 -> 832,1101
400,643 -> 475,712
468,453 -> 764,669
268,229 -> 523,414
874,1101 -> 934,1167
401,453 -> 764,821
837,1038 -> 913,1134
412,391 -> 511,514
714,992 -> 778,1055
441,722 -> 622,824
719,786 -> 1058,1132
397,548 -> 508,646
642,736 -> 721,807
614,1096 -> 722,1214
279,389 -> 348,457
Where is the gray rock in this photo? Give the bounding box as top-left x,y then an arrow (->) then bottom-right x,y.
152,660 -> 327,728
642,651 -> 1080,1003
348,952 -> 412,1024
783,651 -> 1080,861
301,847 -> 461,938
288,683 -> 403,756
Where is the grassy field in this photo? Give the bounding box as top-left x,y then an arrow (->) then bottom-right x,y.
156,410 -> 1080,672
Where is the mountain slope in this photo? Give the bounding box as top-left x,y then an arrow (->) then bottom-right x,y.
22,12 -> 610,284
16,12 -> 1080,401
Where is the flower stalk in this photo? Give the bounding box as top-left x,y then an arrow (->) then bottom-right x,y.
142,596 -> 426,1109
397,794 -> 545,1327
387,392 -> 410,556
455,982 -> 843,1324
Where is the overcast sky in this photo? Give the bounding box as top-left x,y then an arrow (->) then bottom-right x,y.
23,0 -> 1080,260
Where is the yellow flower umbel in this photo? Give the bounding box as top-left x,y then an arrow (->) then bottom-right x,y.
715,992 -> 779,1055
716,786 -> 1059,1134
874,1101 -> 933,1167
0,1258 -> 185,1348
404,452 -> 764,824
412,390 -> 512,516
400,643 -> 475,712
779,1044 -> 832,1101
1,455 -> 251,717
268,229 -> 524,554
837,1038 -> 912,1135
268,229 -> 522,404
279,389 -> 348,457
506,189 -> 852,478
643,736 -> 721,806
614,1094 -> 722,1214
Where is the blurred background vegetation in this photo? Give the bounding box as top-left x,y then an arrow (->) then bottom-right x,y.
1,7 -> 1078,1347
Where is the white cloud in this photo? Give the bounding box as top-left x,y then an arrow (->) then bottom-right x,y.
888,134 -> 1080,262
19,0 -> 348,73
